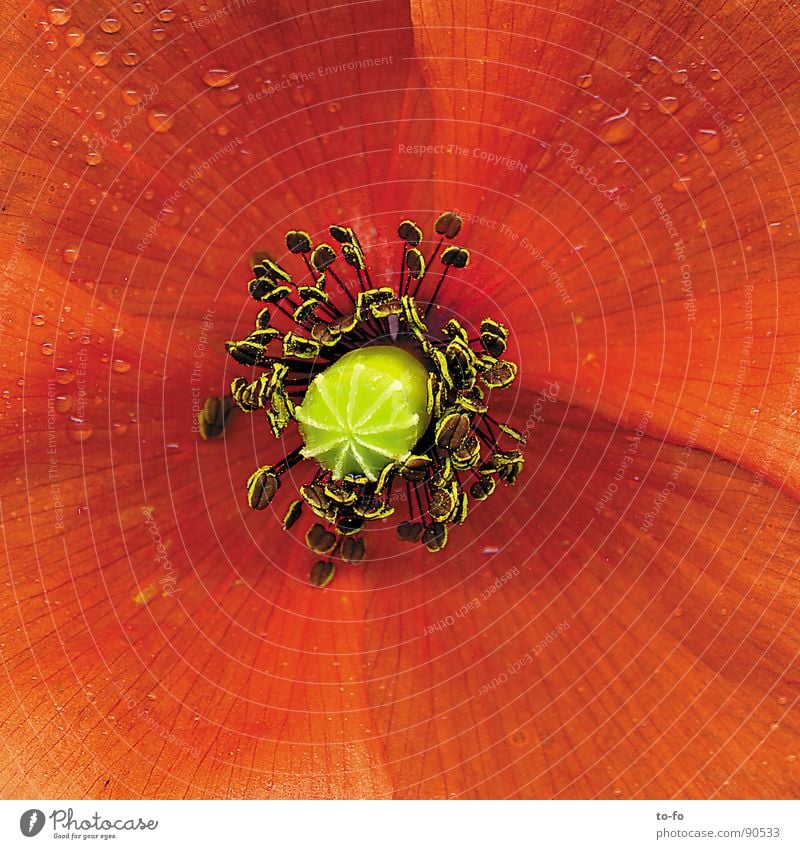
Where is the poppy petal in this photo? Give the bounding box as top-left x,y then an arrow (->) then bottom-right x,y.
412,0 -> 800,494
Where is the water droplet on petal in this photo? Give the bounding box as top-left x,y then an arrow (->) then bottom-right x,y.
646,55 -> 665,75
326,101 -> 341,113
86,150 -> 102,166
63,246 -> 79,263
47,5 -> 70,25
290,87 -> 314,107
601,109 -> 635,144
202,68 -> 237,88
130,1 -> 145,12
65,28 -> 84,46
112,421 -> 128,435
31,314 -> 46,326
55,368 -> 75,385
151,27 -> 167,41
576,73 -> 593,88
41,342 -> 55,357
708,68 -> 722,81
219,85 -> 241,106
112,358 -> 131,374
101,17 -> 122,33
671,69 -> 688,85
695,128 -> 722,154
657,96 -> 680,115
90,48 -> 111,67
67,417 -> 93,443
147,109 -> 176,133
122,50 -> 140,66
672,177 -> 691,193
55,394 -> 73,413
121,88 -> 142,106
156,8 -> 176,21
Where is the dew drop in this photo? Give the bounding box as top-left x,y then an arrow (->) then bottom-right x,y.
132,585 -> 158,605
90,48 -> 111,67
671,69 -> 688,85
55,395 -> 73,413
672,177 -> 691,193
40,342 -> 55,357
121,88 -> 141,106
47,5 -> 70,25
576,73 -> 593,89
86,150 -> 102,166
130,1 -> 145,12
787,754 -> 798,763
31,314 -> 46,326
122,50 -> 140,66
151,27 -> 167,41
147,109 -> 176,133
326,101 -> 341,113
601,109 -> 635,144
646,55 -> 665,75
67,417 -> 93,443
65,28 -> 84,47
100,17 -> 122,34
695,128 -> 722,154
708,68 -> 722,81
112,358 -> 131,374
673,608 -> 684,618
219,85 -> 242,107
55,368 -> 75,385
202,68 -> 237,88
290,87 -> 314,107
112,421 -> 128,436
657,96 -> 680,115
156,8 -> 176,21
63,246 -> 79,263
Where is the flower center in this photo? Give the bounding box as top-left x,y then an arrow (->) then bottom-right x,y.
295,346 -> 432,481
198,213 -> 526,586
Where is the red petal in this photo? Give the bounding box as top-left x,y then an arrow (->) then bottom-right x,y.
413,0 -> 800,494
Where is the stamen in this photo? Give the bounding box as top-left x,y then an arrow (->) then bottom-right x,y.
218,213 -> 524,585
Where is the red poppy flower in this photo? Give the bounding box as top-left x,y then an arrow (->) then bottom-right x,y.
2,0 -> 798,799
